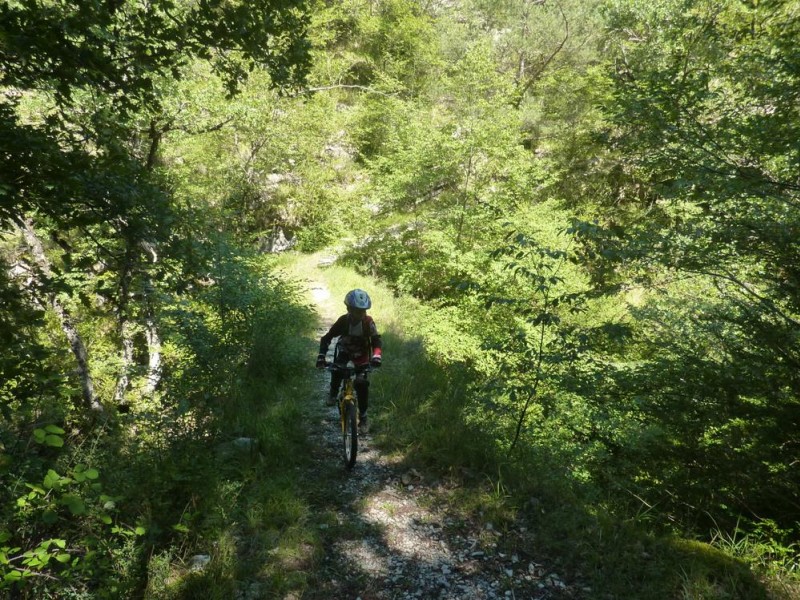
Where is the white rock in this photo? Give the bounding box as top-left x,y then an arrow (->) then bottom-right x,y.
232,437 -> 256,450
188,554 -> 210,571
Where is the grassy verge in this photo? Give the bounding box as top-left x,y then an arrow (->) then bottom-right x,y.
380,349 -> 798,598
135,271 -> 327,599
278,250 -> 799,600
0,253 -> 334,598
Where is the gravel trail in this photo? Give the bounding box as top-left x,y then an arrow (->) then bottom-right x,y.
301,277 -> 579,600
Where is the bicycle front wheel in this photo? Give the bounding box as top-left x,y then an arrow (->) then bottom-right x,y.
342,402 -> 358,470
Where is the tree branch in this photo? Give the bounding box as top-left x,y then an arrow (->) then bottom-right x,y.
289,84 -> 400,98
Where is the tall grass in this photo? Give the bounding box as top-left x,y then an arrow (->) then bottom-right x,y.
278,250 -> 800,600
0,249 -> 336,598
135,267 -> 323,599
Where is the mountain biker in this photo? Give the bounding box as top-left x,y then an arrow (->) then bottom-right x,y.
316,289 -> 382,432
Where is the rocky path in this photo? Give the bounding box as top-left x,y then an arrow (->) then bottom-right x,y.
301,277 -> 579,600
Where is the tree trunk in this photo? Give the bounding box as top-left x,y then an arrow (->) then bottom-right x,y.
21,220 -> 103,414
143,315 -> 162,395
113,246 -> 135,405
455,151 -> 475,249
141,241 -> 162,395
113,319 -> 135,404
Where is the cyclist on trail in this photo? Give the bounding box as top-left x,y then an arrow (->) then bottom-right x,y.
316,289 -> 382,432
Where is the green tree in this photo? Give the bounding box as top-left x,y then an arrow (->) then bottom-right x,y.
579,0 -> 800,529
1,0 -> 312,414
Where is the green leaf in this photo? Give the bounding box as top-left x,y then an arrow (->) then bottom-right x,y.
0,532 -> 10,543
24,483 -> 46,495
44,425 -> 65,435
55,553 -> 71,563
33,429 -> 46,443
44,434 -> 64,447
60,495 -> 86,516
42,510 -> 58,525
134,526 -> 146,536
84,468 -> 99,480
99,514 -> 113,525
43,469 -> 60,489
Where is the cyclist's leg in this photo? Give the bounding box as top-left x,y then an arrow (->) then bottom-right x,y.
354,375 -> 370,427
329,345 -> 350,401
328,371 -> 343,405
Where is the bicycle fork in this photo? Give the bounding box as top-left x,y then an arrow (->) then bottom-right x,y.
339,380 -> 358,431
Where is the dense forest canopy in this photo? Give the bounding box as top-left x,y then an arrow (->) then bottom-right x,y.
1,0 -> 798,596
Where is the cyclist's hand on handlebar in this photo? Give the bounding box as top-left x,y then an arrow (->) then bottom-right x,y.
370,355 -> 382,368
316,354 -> 326,369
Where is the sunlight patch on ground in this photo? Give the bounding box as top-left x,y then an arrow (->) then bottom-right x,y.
310,285 -> 330,303
360,493 -> 452,563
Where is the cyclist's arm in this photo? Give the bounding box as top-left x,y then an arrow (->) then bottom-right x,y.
367,318 -> 382,362
318,315 -> 349,356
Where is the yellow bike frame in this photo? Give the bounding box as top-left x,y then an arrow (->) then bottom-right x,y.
339,377 -> 358,431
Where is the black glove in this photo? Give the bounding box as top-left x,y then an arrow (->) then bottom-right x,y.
316,353 -> 326,369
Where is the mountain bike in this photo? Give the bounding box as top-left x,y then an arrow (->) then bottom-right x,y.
326,362 -> 372,470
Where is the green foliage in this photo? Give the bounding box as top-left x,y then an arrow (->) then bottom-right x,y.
1,4 -> 316,590
0,0 -> 310,109
310,0 -> 440,91
346,40 -> 548,303
0,423 -> 144,596
0,257 -> 53,422
711,518 -> 800,577
568,0 -> 800,533
321,0 -> 800,594
3,0 -> 800,595
161,66 -> 369,251
0,251 -> 319,596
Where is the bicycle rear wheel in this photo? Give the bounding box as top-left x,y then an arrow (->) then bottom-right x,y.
342,402 -> 358,469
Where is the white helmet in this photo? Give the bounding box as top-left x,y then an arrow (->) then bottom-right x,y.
344,289 -> 371,309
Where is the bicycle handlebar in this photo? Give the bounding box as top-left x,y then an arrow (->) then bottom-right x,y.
323,362 -> 373,375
